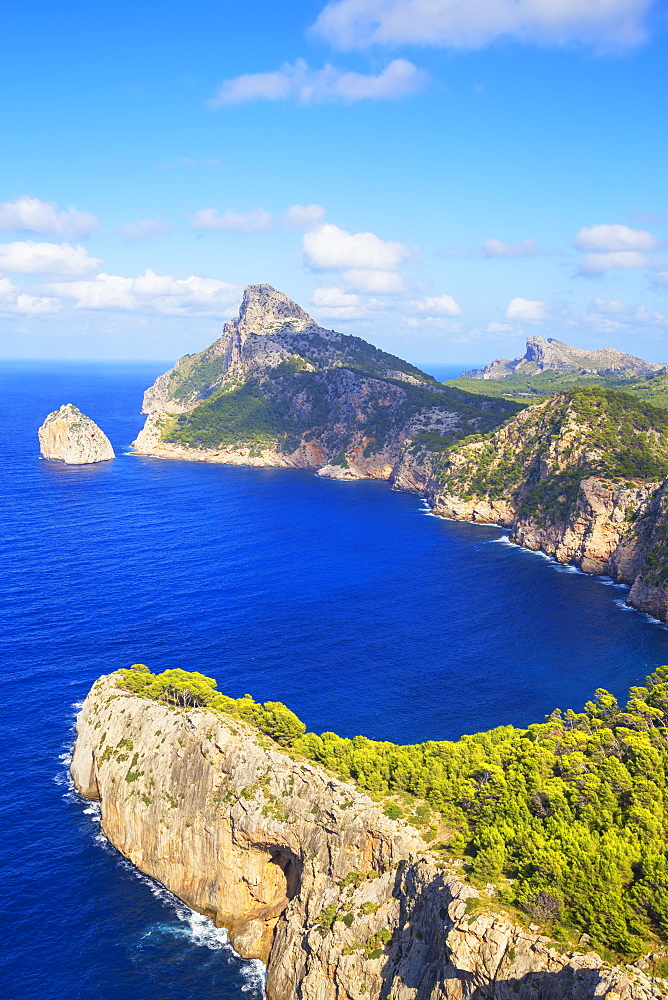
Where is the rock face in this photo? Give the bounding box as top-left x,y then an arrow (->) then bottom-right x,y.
428,390 -> 668,620
463,336 -> 664,380
38,404 -> 115,464
70,674 -> 665,1000
132,284 -> 520,478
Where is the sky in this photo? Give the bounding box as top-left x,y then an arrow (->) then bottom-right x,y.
0,0 -> 667,366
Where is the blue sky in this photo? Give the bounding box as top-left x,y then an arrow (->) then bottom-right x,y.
0,0 -> 667,366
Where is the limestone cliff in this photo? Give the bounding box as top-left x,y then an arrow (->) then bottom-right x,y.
38,404 -> 115,464
71,673 -> 664,1000
428,389 -> 668,620
132,284 -> 520,479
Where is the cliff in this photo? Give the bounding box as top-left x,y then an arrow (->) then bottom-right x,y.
71,673 -> 665,1000
132,285 -> 520,479
38,404 -> 115,464
463,337 -> 663,381
428,388 -> 668,619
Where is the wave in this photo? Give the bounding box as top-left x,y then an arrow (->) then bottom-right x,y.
55,731 -> 267,997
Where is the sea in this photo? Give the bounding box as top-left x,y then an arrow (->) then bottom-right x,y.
2,359 -> 667,1000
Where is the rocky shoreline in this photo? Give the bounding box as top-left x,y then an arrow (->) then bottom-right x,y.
71,673 -> 666,1000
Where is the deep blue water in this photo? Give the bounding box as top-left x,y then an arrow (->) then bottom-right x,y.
2,360 -> 668,999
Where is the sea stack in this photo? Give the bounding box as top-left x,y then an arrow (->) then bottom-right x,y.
38,404 -> 115,464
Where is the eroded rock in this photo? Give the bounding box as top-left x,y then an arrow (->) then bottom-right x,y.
71,674 -> 665,1000
38,404 -> 115,464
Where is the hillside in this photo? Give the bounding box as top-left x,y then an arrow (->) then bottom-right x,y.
133,284 -> 521,480
71,667 -> 668,997
428,387 -> 668,618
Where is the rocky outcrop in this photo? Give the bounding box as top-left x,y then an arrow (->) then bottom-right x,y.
463,336 -> 664,380
71,674 -> 665,1000
132,285 -> 520,479
38,404 -> 115,464
428,390 -> 668,620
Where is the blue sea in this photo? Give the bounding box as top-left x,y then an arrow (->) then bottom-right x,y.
2,360 -> 667,999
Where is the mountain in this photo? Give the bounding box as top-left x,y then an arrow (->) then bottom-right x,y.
428,386 -> 668,619
133,284 -> 520,481
462,335 -> 664,380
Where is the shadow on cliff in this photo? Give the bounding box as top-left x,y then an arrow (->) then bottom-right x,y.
377,866 -> 614,1000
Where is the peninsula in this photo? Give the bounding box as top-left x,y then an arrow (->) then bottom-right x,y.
133,285 -> 668,622
72,666 -> 668,999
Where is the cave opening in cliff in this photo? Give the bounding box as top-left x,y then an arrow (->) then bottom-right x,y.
268,847 -> 301,901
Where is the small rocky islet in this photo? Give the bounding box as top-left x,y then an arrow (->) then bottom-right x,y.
38,403 -> 114,464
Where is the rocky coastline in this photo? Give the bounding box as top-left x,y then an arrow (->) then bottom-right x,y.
71,673 -> 665,1000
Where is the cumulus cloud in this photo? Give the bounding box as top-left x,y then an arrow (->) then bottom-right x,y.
281,204 -> 326,230
121,218 -> 172,242
411,293 -> 462,316
574,224 -> 658,252
47,269 -> 241,316
303,223 -> 409,271
312,0 -> 652,52
585,297 -> 667,331
311,286 -> 368,319
0,276 -> 61,315
481,238 -> 541,258
505,296 -> 546,321
578,250 -> 654,274
0,196 -> 98,239
573,224 -> 661,274
190,207 -> 273,233
208,58 -> 427,106
342,268 -> 405,293
0,241 -> 101,276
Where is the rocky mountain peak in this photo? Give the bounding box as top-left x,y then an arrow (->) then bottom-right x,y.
464,335 -> 664,379
235,283 -> 314,337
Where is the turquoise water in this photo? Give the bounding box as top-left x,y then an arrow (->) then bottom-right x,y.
2,360 -> 667,999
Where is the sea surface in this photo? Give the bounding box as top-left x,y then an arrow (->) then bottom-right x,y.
2,360 -> 668,999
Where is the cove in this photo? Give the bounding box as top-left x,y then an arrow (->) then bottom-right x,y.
1,360 -> 668,1000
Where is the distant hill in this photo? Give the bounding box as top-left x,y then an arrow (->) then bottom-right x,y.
463,335 -> 664,380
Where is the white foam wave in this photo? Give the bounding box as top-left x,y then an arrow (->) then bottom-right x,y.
613,598 -> 634,611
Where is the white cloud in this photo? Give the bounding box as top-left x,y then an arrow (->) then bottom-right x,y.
578,250 -> 654,274
303,223 -> 409,271
584,298 -> 667,331
190,207 -> 273,233
589,296 -> 628,314
342,268 -> 405,293
47,269 -> 241,316
0,276 -> 61,315
208,58 -> 427,106
651,271 -> 668,285
122,218 -> 172,242
412,293 -> 462,316
505,296 -> 546,321
574,223 -> 658,252
0,196 -> 98,239
312,0 -> 652,52
281,204 -> 326,230
311,286 -> 368,319
0,241 -> 101,276
481,238 -> 541,258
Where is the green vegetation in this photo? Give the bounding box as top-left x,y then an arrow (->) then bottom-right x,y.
119,661 -> 668,959
447,369 -> 668,411
163,366 -> 521,459
440,388 -> 668,524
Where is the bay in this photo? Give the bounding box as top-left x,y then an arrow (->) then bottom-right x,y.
1,360 -> 666,999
